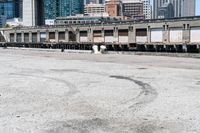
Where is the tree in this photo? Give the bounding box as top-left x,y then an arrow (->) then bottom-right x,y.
4,24 -> 11,28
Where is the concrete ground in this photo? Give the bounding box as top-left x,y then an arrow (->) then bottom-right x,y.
0,48 -> 200,133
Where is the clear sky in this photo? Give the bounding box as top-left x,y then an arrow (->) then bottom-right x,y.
197,0 -> 200,15
150,0 -> 200,15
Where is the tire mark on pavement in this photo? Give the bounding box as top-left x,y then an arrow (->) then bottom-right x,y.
50,69 -> 158,109
9,73 -> 79,98
46,118 -> 109,133
51,69 -> 158,109
110,75 -> 158,109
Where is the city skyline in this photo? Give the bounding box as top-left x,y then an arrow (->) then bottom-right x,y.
0,0 -> 200,27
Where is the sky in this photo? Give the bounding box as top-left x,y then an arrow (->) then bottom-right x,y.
150,0 -> 200,15
197,0 -> 200,15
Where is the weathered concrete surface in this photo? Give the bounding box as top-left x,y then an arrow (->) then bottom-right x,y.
0,48 -> 200,133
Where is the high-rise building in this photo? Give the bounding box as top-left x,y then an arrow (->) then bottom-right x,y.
141,0 -> 151,19
14,0 -> 23,18
43,0 -> 59,19
0,0 -> 23,19
122,0 -> 144,19
153,0 -> 195,19
22,0 -> 84,26
84,3 -> 105,14
120,0 -> 151,19
23,0 -> 35,26
0,0 -> 23,27
23,0 -> 44,26
44,0 -> 84,19
59,0 -> 84,17
182,0 -> 196,17
0,0 -> 15,19
0,15 -> 7,27
157,2 -> 174,18
105,0 -> 122,17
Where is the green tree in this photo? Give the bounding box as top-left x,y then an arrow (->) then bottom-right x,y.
4,24 -> 11,28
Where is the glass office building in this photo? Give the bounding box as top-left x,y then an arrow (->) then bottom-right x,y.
0,0 -> 15,19
14,0 -> 23,18
1,0 -> 84,26
0,0 -> 17,27
44,0 -> 59,19
0,0 -> 22,19
44,0 -> 84,19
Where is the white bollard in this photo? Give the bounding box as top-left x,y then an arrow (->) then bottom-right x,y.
92,45 -> 99,54
100,45 -> 107,54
